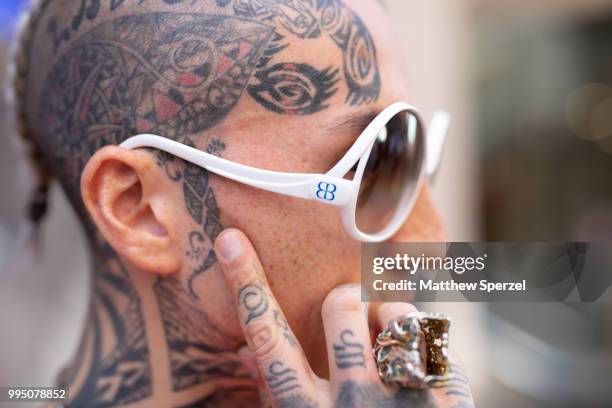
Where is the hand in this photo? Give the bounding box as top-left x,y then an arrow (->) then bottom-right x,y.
214,228 -> 475,407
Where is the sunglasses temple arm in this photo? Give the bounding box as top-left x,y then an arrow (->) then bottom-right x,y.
426,110 -> 451,178
120,134 -> 353,206
206,165 -> 352,206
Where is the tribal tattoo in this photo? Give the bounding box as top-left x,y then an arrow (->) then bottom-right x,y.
36,0 -> 381,406
49,0 -> 381,109
47,0 -> 235,51
235,0 -> 381,105
248,63 -> 339,114
56,239 -> 151,407
154,277 -> 245,391
169,138 -> 225,299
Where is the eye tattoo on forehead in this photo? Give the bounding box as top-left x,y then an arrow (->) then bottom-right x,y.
235,0 -> 382,107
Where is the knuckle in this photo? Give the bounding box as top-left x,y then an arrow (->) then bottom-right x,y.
322,285 -> 363,317
231,267 -> 257,287
230,263 -> 260,287
245,321 -> 282,359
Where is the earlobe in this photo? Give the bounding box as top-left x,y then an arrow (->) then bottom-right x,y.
81,145 -> 181,274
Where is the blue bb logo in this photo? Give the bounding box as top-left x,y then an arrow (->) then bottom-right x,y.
316,182 -> 337,201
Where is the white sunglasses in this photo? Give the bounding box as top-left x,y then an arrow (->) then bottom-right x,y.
120,102 -> 450,242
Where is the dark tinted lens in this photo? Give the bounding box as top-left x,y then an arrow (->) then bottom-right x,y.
355,111 -> 424,234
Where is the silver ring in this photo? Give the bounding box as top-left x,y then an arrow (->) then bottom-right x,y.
373,312 -> 452,389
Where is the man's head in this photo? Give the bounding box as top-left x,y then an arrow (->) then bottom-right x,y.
19,0 -> 443,373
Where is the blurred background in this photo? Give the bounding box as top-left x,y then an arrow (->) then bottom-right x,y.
1,0 -> 611,407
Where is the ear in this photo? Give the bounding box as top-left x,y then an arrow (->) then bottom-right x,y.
81,145 -> 181,274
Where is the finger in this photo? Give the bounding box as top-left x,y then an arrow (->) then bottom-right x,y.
322,284 -> 379,388
215,228 -> 317,404
430,352 -> 475,407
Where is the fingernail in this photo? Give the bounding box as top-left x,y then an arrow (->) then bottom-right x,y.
217,230 -> 243,262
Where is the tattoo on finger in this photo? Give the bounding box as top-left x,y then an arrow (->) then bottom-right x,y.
266,361 -> 300,396
333,329 -> 365,369
265,362 -> 317,407
274,310 -> 298,348
238,284 -> 269,324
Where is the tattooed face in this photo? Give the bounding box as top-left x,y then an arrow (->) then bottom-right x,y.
25,1 -> 443,403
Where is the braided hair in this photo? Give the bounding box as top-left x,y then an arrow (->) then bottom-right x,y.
6,0 -> 53,225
